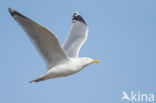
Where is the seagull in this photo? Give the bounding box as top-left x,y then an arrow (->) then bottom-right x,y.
9,8 -> 99,83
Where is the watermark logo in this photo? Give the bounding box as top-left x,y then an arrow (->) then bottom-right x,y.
121,91 -> 154,102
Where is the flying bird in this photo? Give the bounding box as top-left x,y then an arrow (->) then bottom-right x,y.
9,8 -> 99,83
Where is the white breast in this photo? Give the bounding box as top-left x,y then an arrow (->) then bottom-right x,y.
44,59 -> 84,79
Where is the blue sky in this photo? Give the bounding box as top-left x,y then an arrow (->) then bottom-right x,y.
0,0 -> 156,103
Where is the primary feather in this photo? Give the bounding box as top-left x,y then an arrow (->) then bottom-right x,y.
62,12 -> 88,58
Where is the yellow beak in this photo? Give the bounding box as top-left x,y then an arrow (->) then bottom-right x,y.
92,59 -> 99,63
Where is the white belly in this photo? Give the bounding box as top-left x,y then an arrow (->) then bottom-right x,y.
43,60 -> 83,79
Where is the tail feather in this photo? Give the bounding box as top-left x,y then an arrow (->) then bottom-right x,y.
29,77 -> 45,83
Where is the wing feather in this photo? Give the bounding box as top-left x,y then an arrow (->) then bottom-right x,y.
62,12 -> 88,58
9,8 -> 69,69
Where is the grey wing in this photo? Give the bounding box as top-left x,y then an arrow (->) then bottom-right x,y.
9,8 -> 69,69
62,12 -> 88,58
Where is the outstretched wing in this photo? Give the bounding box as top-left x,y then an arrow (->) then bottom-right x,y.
9,8 -> 69,69
62,12 -> 88,58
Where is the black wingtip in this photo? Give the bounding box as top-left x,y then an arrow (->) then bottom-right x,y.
8,8 -> 15,17
8,8 -> 29,20
72,12 -> 87,25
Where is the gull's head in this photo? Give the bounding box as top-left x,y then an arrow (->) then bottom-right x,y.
79,57 -> 99,67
